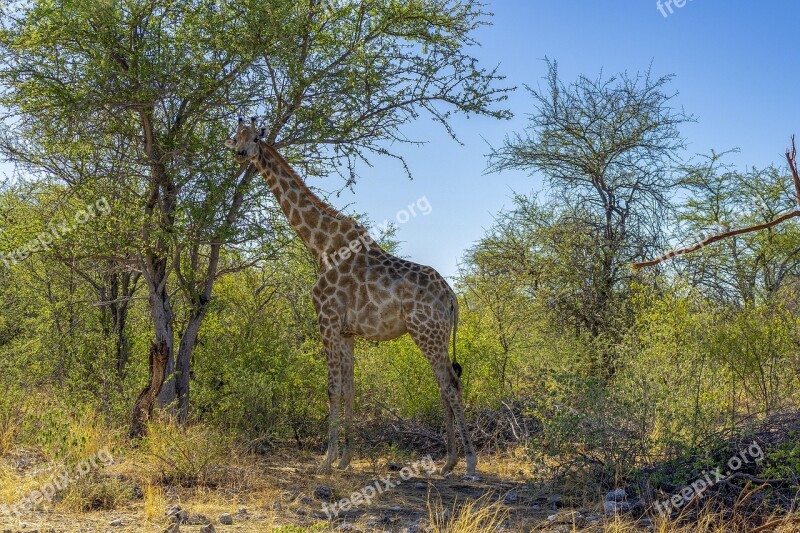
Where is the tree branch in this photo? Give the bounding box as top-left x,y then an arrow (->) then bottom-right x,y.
633,135 -> 800,269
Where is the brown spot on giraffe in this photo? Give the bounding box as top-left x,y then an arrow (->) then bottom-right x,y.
225,118 -> 476,476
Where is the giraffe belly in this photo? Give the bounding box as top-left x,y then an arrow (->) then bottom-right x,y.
345,300 -> 407,341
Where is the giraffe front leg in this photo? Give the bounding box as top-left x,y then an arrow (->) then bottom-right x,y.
318,335 -> 351,474
338,344 -> 355,470
318,365 -> 341,474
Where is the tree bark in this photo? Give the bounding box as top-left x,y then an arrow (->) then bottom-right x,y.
148,271 -> 176,408
129,339 -> 169,438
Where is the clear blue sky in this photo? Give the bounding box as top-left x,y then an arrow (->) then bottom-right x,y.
320,0 -> 800,279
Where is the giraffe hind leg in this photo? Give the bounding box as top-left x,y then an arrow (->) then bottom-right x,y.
409,324 -> 476,476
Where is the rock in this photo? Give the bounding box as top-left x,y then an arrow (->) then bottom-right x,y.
199,525 -> 216,533
414,482 -> 427,489
296,509 -> 307,516
530,503 -> 542,511
546,494 -> 563,508
389,505 -> 402,512
166,505 -> 182,517
167,505 -> 188,524
547,514 -> 558,522
606,488 -> 626,502
188,514 -> 211,525
236,507 -> 248,517
463,475 -> 481,482
110,519 -> 123,527
387,462 -> 403,471
503,490 -> 518,504
603,500 -> 631,515
272,502 -> 283,511
219,513 -> 233,525
314,486 -> 334,500
638,517 -> 654,528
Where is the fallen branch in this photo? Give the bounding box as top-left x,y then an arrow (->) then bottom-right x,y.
633,135 -> 800,269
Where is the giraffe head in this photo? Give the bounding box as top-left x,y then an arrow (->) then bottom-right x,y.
224,117 -> 266,163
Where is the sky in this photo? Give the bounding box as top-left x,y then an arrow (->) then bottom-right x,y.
316,0 -> 800,279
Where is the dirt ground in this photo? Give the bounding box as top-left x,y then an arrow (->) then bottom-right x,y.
0,450 -> 619,533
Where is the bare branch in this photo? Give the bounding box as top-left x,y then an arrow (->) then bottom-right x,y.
634,135 -> 800,269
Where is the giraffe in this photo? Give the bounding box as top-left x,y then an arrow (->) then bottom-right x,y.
224,118 -> 477,476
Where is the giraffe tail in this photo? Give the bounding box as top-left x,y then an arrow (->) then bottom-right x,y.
450,296 -> 462,378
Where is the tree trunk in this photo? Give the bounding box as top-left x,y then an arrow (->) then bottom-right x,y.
129,339 -> 169,438
175,309 -> 206,424
150,281 -> 176,408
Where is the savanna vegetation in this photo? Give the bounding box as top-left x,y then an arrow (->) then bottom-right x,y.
0,1 -> 797,532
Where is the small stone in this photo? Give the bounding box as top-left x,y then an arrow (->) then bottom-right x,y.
199,525 -> 216,533
603,500 -> 631,515
463,475 -> 481,482
547,494 -> 563,505
389,505 -> 402,512
414,482 -> 427,489
272,502 -> 283,511
167,505 -> 182,516
219,513 -> 233,525
236,507 -> 248,516
605,488 -> 626,502
387,462 -> 403,471
314,486 -> 334,500
188,514 -> 211,525
503,490 -> 518,504
110,519 -> 123,527
547,514 -> 558,522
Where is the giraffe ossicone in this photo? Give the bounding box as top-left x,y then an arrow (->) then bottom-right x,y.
225,118 -> 477,476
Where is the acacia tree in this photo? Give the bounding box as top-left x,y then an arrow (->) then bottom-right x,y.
0,0 -> 511,423
488,60 -> 690,343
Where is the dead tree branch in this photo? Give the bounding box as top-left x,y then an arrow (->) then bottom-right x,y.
633,135 -> 800,269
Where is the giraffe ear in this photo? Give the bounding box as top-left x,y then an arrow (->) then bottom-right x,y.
258,127 -> 267,139
224,139 -> 236,148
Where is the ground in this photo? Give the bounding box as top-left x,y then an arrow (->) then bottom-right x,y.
1,448 -> 797,532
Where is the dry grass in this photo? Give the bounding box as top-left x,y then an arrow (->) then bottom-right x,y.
0,425 -> 797,532
427,492 -> 509,532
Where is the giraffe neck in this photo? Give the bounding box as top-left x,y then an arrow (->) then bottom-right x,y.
253,143 -> 371,267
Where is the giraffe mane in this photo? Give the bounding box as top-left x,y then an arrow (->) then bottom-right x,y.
260,143 -> 350,221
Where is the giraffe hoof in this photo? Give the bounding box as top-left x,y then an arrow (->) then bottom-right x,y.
440,467 -> 454,477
